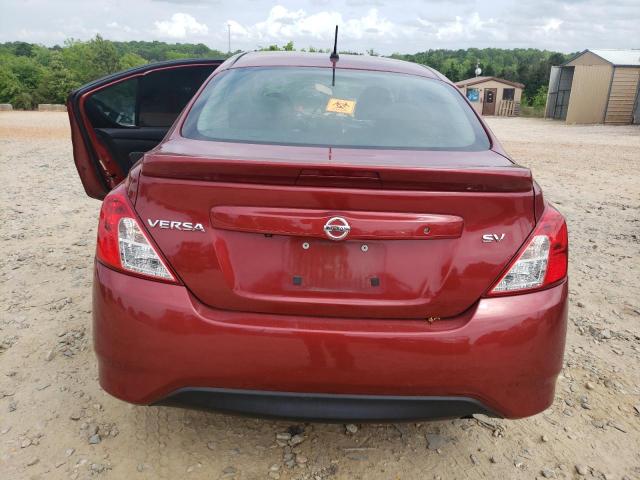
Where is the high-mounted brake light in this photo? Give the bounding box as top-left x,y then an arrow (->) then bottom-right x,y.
96,189 -> 177,283
487,206 -> 567,296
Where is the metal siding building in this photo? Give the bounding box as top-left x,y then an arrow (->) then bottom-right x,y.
546,49 -> 640,125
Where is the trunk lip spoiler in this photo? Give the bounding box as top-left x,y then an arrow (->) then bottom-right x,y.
141,155 -> 533,193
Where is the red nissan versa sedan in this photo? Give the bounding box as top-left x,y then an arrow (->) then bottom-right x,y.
67,52 -> 568,421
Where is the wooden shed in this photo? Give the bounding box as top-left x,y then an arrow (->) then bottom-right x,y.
455,77 -> 524,116
545,49 -> 640,124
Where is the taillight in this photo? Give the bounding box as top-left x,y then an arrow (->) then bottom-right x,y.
487,206 -> 567,296
96,188 -> 177,283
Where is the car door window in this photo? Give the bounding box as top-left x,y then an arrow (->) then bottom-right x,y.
70,60 -> 222,199
138,66 -> 214,127
87,78 -> 137,128
85,65 -> 214,129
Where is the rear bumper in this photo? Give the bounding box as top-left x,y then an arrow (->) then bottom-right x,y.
156,388 -> 497,421
93,263 -> 568,420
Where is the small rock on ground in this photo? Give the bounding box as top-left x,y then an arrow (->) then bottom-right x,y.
345,424 -> 358,434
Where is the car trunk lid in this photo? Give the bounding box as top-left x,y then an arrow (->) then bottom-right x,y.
135,141 -> 534,319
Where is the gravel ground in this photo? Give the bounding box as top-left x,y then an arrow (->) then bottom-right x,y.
1,111 -> 639,480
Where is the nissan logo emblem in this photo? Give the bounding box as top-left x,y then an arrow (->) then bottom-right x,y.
323,216 -> 350,241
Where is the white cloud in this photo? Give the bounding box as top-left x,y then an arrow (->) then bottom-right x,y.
1,0 -> 639,53
107,21 -> 135,33
344,8 -> 396,38
418,12 -> 505,42
227,6 -> 396,44
541,18 -> 564,33
154,12 -> 208,39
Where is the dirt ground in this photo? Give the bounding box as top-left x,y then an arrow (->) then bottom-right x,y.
1,112 -> 639,480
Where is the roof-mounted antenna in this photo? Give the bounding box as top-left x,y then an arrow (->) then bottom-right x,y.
330,25 -> 339,86
330,25 -> 339,62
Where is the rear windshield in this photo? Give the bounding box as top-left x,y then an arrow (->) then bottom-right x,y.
182,67 -> 489,151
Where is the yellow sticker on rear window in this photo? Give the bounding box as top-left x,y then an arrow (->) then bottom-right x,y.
326,98 -> 356,115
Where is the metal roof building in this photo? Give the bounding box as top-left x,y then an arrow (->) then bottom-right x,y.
545,49 -> 640,124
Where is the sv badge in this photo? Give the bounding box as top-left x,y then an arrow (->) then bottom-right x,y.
482,233 -> 505,243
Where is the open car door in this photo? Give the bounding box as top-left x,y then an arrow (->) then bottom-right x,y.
67,59 -> 223,199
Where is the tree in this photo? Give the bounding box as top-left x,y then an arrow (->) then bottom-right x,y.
31,44 -> 53,67
0,66 -> 21,103
12,92 -> 36,109
0,54 -> 43,108
62,35 -> 120,83
260,41 -> 296,52
531,85 -> 548,109
7,55 -> 43,91
86,35 -> 120,79
11,41 -> 33,57
35,52 -> 80,104
391,48 -> 569,105
119,52 -> 147,70
0,39 -> 570,109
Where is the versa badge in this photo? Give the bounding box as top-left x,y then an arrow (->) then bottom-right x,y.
148,219 -> 205,232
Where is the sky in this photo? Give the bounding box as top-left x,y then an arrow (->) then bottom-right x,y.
1,0 -> 639,54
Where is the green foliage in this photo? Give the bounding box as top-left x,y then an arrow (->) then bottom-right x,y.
35,52 -> 80,104
0,36 -> 569,109
0,35 -> 231,108
110,40 -> 228,62
0,66 -> 22,103
0,52 -> 44,108
119,52 -> 147,70
86,35 -> 120,79
6,55 -> 44,90
0,41 -> 35,57
258,41 -> 296,52
391,48 -> 570,105
531,85 -> 549,108
520,105 -> 545,118
61,35 -> 121,83
520,85 -> 549,117
12,91 -> 36,110
262,44 -> 284,51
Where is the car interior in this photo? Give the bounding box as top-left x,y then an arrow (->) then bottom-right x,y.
184,67 -> 485,150
84,65 -> 217,174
